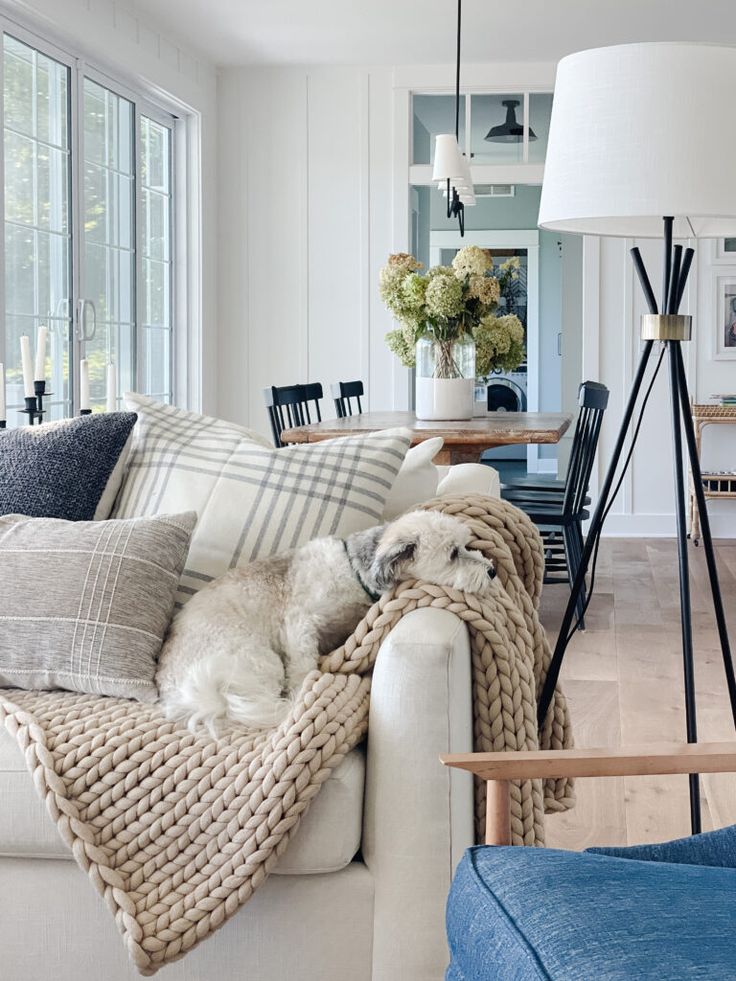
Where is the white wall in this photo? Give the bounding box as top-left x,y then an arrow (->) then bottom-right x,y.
583,236 -> 736,537
5,0 -> 219,412
217,65 -> 397,435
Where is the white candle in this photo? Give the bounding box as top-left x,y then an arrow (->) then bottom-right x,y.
106,361 -> 116,412
34,325 -> 48,381
79,359 -> 90,411
0,363 -> 5,421
20,335 -> 34,397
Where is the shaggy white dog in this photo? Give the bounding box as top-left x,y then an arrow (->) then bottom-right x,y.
157,510 -> 495,734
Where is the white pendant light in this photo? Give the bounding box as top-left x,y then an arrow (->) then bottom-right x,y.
460,154 -> 473,191
432,134 -> 465,182
431,0 -> 472,234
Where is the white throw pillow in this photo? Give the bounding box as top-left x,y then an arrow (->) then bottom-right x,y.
114,395 -> 411,604
382,436 -> 444,520
94,430 -> 135,519
436,462 -> 501,500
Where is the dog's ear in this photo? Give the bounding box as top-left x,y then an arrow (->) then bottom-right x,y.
346,524 -> 386,575
372,540 -> 416,592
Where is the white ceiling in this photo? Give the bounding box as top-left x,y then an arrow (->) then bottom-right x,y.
129,0 -> 736,68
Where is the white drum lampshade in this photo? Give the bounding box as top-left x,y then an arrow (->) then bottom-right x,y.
538,43 -> 736,239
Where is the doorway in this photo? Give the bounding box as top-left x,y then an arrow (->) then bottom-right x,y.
410,182 -> 582,479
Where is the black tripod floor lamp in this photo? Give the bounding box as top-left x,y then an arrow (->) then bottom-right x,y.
535,42 -> 736,834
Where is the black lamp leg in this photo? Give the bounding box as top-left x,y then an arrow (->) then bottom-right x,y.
537,339 -> 656,726
667,341 -> 701,834
673,342 -> 736,727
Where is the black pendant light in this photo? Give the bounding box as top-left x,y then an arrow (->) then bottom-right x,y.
485,99 -> 537,143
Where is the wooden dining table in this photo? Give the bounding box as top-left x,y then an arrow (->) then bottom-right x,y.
281,410 -> 572,465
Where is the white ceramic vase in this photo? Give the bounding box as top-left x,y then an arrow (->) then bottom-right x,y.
414,331 -> 476,421
415,376 -> 475,421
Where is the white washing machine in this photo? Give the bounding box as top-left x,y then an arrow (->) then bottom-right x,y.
476,368 -> 529,461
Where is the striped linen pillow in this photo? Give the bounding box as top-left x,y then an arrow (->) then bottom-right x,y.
113,394 -> 411,604
0,511 -> 196,700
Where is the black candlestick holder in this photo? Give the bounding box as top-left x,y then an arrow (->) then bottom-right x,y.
17,381 -> 54,425
19,395 -> 38,425
16,381 -> 53,426
34,379 -> 52,421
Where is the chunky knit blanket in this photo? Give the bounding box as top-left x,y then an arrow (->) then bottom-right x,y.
0,495 -> 573,976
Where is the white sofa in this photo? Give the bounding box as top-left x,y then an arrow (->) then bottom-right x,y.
0,465 -> 500,981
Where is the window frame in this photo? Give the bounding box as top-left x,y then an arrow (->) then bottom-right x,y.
0,10 -> 188,417
80,62 -> 177,409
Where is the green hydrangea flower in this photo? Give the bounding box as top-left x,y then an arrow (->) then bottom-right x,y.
385,328 -> 417,368
452,245 -> 493,280
473,313 -> 526,375
401,272 -> 428,310
425,270 -> 464,320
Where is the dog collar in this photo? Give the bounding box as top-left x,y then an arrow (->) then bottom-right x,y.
342,540 -> 382,603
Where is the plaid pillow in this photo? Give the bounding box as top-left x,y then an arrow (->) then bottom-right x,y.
0,511 -> 196,700
113,394 -> 411,604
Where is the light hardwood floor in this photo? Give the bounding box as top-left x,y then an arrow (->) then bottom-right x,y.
541,537 -> 736,850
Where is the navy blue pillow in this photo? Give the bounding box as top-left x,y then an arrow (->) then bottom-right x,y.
0,413 -> 137,521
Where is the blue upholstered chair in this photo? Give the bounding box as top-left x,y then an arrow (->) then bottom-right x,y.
442,746 -> 736,980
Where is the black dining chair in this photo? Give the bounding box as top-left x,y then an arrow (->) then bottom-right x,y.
501,381 -> 609,629
331,380 -> 364,418
263,383 -> 324,448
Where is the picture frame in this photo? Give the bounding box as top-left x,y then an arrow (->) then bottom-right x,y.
715,273 -> 736,359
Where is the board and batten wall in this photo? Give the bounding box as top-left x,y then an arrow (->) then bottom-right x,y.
217,66 -> 398,435
584,235 -> 735,537
218,63 -> 734,538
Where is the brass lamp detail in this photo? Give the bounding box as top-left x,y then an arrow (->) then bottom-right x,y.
640,314 -> 692,342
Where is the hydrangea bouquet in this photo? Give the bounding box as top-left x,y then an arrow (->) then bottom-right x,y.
379,246 -> 525,379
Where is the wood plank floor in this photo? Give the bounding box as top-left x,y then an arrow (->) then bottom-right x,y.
541,537 -> 736,850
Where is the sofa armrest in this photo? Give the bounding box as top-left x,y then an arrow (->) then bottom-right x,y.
363,607 -> 474,981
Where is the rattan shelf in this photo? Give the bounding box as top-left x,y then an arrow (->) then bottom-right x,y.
689,404 -> 736,544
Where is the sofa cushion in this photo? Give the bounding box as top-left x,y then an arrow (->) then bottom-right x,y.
587,822 -> 736,868
0,511 -> 196,700
0,727 -> 364,874
382,437 -> 443,519
114,394 -> 411,605
446,845 -> 736,981
0,413 -> 137,521
436,463 -> 500,500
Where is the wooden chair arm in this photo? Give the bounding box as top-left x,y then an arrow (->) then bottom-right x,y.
440,742 -> 736,845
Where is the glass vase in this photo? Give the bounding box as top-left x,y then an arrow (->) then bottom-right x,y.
415,331 -> 476,421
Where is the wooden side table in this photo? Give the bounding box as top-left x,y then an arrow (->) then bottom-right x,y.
688,404 -> 736,545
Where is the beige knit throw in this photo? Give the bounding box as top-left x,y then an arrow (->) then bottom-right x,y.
0,495 -> 573,976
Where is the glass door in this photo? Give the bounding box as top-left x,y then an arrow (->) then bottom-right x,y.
138,112 -> 173,403
1,28 -> 176,426
80,76 -> 135,411
3,32 -> 72,421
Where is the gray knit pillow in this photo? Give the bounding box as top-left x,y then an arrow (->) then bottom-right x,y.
0,413 -> 138,521
0,511 -> 196,700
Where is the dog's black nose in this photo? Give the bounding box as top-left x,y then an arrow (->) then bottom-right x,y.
487,566 -> 496,580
